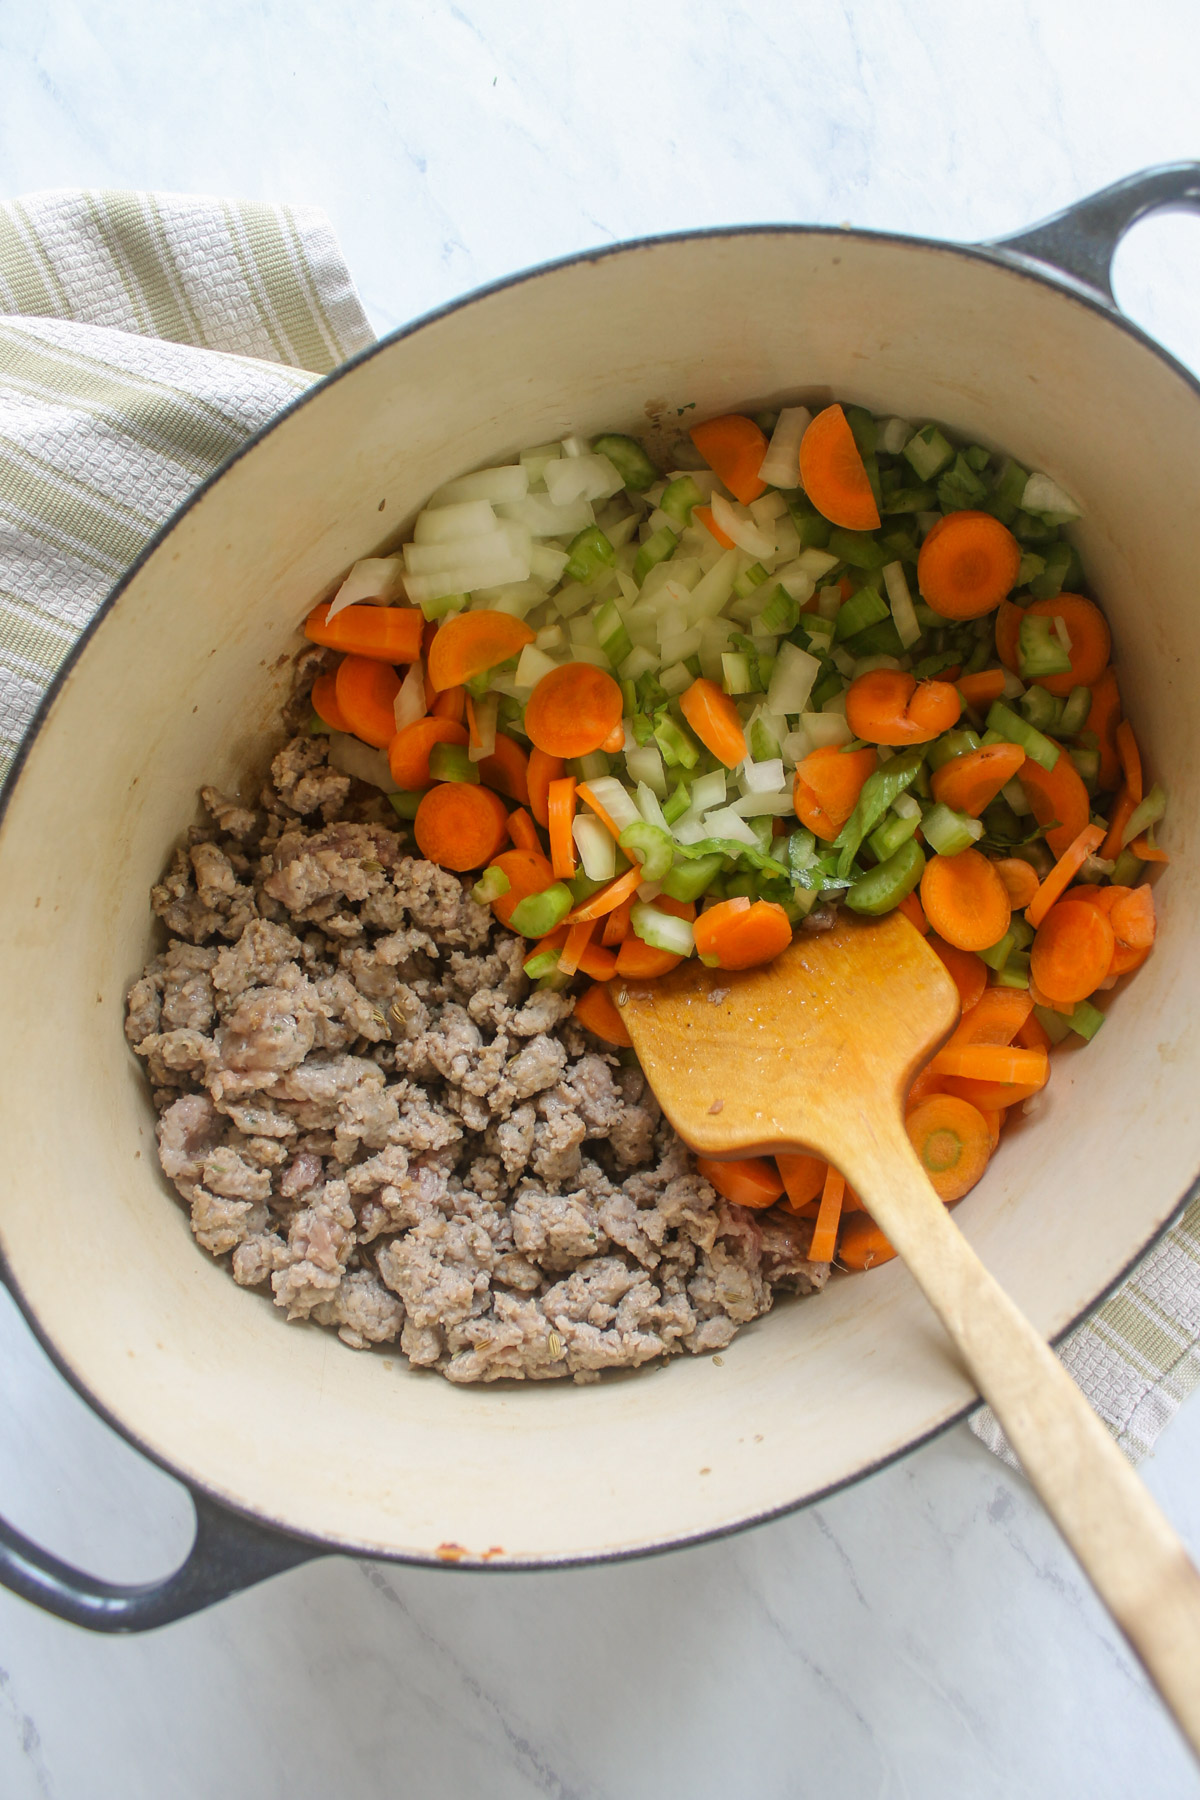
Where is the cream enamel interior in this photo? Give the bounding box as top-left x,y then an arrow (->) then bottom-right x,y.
1,231 -> 1197,1565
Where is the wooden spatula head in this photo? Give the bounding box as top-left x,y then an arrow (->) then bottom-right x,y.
613,911 -> 959,1164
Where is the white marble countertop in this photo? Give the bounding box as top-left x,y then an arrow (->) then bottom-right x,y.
3,2 -> 1200,1794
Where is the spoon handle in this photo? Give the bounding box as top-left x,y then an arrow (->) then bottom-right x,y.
845,1119 -> 1200,1761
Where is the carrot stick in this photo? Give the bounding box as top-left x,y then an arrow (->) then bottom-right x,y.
507,807 -> 542,853
905,1094 -> 993,1201
838,1214 -> 897,1272
930,743 -> 1025,816
413,782 -> 509,872
487,848 -> 555,929
478,732 -> 530,804
1018,751 -> 1091,860
573,982 -> 632,1047
956,669 -> 1008,711
614,936 -> 684,978
387,716 -> 469,790
797,404 -> 880,530
689,414 -> 769,506
557,917 -> 596,977
994,599 -> 1022,672
694,1154 -> 784,1209
793,744 -> 878,840
311,668 -> 353,733
577,938 -> 618,980
524,664 -> 624,758
776,1151 -> 827,1211
1129,834 -> 1168,863
917,511 -> 1021,620
305,600 -> 423,664
528,747 -> 565,827
679,677 -> 748,769
694,503 -> 735,549
845,668 -> 961,746
432,685 -> 467,723
945,986 -> 1033,1049
925,934 -> 987,1012
335,654 -> 403,749
942,1072 -> 1048,1109
1085,668 -> 1121,791
1101,785 -> 1137,862
426,610 -> 535,692
1115,718 -> 1143,805
991,857 -> 1040,910
808,1166 -> 845,1261
1030,899 -> 1116,1003
601,895 -> 634,945
574,779 -> 623,840
547,776 -> 578,879
920,850 -> 1012,954
1025,822 -> 1106,928
929,1043 -> 1050,1087
563,863 -> 644,923
1021,594 -> 1111,698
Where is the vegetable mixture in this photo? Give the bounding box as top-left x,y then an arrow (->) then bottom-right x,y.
304,399 -> 1165,1268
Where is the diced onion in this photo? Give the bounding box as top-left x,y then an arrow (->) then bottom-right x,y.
413,500 -> 497,544
544,454 -> 625,507
1022,472 -> 1080,520
657,661 -> 692,697
757,406 -> 812,488
498,493 -> 595,537
877,417 -> 912,455
431,465 -> 528,506
687,548 -> 740,622
393,659 -> 427,732
513,643 -> 560,691
636,781 -> 671,831
883,560 -> 921,650
766,640 -> 821,716
710,492 -> 776,559
701,806 -> 760,847
731,791 -> 796,817
801,712 -> 853,749
327,557 -> 407,620
581,777 -> 641,834
740,756 -> 786,794
468,691 -> 498,762
572,814 -> 617,881
328,732 -> 399,792
625,743 -> 668,796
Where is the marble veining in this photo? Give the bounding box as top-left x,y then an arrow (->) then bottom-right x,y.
3,1 -> 1200,1793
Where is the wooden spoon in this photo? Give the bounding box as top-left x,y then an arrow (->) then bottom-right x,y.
614,908 -> 1200,1756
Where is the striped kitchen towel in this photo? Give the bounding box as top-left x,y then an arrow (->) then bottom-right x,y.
0,186 -> 1196,1472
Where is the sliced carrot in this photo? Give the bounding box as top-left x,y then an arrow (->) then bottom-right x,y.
689,414 -> 768,506
907,1063 -> 947,1108
614,936 -> 684,979
1130,835 -> 1168,864
1110,882 -> 1155,951
994,599 -> 1023,672
1024,822 -> 1106,928
838,1215 -> 897,1272
991,856 -> 1041,910
693,898 -> 791,971
601,895 -> 634,946
335,655 -> 403,749
388,715 -> 469,789
413,782 -> 509,872
947,986 -> 1034,1049
426,610 -> 535,692
897,890 -> 929,935
547,776 -> 577,880
798,404 -> 880,530
528,747 -> 565,828
558,917 -> 596,977
1100,784 -> 1137,862
777,1151 -> 827,1211
917,511 -> 1021,620
1115,719 -> 1143,805
979,1107 -> 1004,1154
573,981 -> 631,1047
920,850 -> 1012,954
808,1166 -> 845,1262
942,1072 -> 1047,1109
432,685 -> 467,723
695,1154 -> 784,1209
926,935 -> 987,1013
1020,595 -> 1111,697
421,619 -> 438,709
1030,899 -> 1115,1004
930,743 -> 1025,817
793,744 -> 878,840
601,721 -> 627,754
565,863 -> 645,924
525,664 -> 624,759
929,1043 -> 1049,1087
1085,668 -> 1122,791
1069,884 -> 1153,979
845,668 -> 961,746
1018,750 -> 1091,861
575,779 -> 624,840
577,939 -> 618,980
311,668 -> 353,733
304,599 -> 423,664
907,1094 -> 993,1202
694,503 -> 735,549
507,807 -> 542,853
679,677 -> 748,769
488,848 -> 556,930
956,669 -> 1008,711
1015,1011 -> 1053,1053
478,731 -> 529,803
528,925 -> 568,966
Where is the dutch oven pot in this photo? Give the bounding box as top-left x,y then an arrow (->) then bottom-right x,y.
2,166 -> 1200,1632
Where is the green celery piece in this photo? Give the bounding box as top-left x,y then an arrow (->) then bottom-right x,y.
1067,998 -> 1105,1042
509,882 -> 573,937
660,475 -> 703,525
827,528 -> 891,571
653,713 -> 700,769
993,457 -> 1029,509
631,712 -> 657,747
903,424 -> 955,482
937,452 -> 988,513
472,865 -> 512,904
879,524 -> 920,562
911,649 -> 963,681
419,591 -> 468,620
758,585 -> 799,635
387,789 -> 428,821
964,444 -> 991,472
921,802 -> 980,856
1121,782 -> 1166,849
673,836 -> 789,880
1019,683 -> 1063,734
881,488 -> 935,517
845,616 -> 905,658
961,637 -> 992,676
564,524 -> 616,584
1109,846 -> 1146,887
1056,685 -> 1092,738
523,949 -> 562,980
1017,552 -> 1046,587
991,955 -> 1031,990
786,495 -> 832,548
1019,613 -> 1073,679
632,525 -> 679,585
594,597 -> 632,667
844,405 -> 878,458
1013,510 -> 1059,545
867,810 -> 919,862
986,700 -> 1060,771
834,585 -> 890,641
926,729 -> 982,772
660,852 -> 724,903
1033,1004 -> 1074,1045
977,930 -> 1015,973
809,668 -> 845,710
591,433 -> 659,492
661,781 -> 692,827
567,868 -> 612,905
844,838 -> 925,916
1027,540 -> 1073,600
723,870 -> 758,901
618,820 -> 675,882
731,561 -> 770,599
636,670 -> 668,712
786,827 -> 818,879
428,742 -> 479,783
309,710 -> 332,735
1069,746 -> 1100,789
833,746 -> 925,877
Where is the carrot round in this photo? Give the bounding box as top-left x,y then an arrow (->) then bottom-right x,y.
1021,595 -> 1112,697
431,685 -> 466,723
335,654 -> 403,749
577,938 -> 618,980
1024,822 -> 1106,928
994,599 -> 1023,673
1110,882 -> 1155,951
897,890 -> 929,935
679,677 -> 748,769
906,1094 -> 993,1202
930,743 -> 1025,817
488,847 -> 556,930
1030,899 -> 1115,1004
930,1043 -> 1050,1086
574,982 -> 631,1047
777,1151 -> 827,1211
601,895 -> 634,946
413,782 -> 509,872
1086,668 -> 1122,791
507,807 -> 542,853
956,669 -> 1008,712
947,986 -> 1034,1049
793,744 -> 878,840
1017,750 -> 1090,861
694,503 -> 735,549
845,669 -> 961,746
614,937 -> 683,979
388,715 -> 469,790
917,511 -> 1021,620
694,1154 -> 784,1209
478,731 -> 530,804
798,404 -> 880,531
942,1071 -> 1047,1109
426,610 -> 535,692
311,668 -> 353,733
838,1214 -> 897,1272
528,747 -> 565,827
689,414 -> 768,507
304,599 -> 423,664
926,934 -> 988,1013
547,776 -> 578,880
525,664 -> 624,759
694,898 -> 792,971
920,849 -> 1012,954
991,856 -> 1041,910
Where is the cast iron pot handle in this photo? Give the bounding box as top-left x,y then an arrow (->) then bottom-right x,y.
0,1482 -> 325,1633
985,161 -> 1200,306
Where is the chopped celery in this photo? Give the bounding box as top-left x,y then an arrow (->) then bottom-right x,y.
937,453 -> 988,513
1016,552 -> 1045,588
388,789 -> 429,821
991,955 -> 1031,990
309,710 -> 332,734
564,525 -> 616,584
1067,998 -> 1105,1041
1022,472 -> 1080,524
911,649 -> 963,681
1069,746 -> 1100,788
827,528 -> 891,571
619,820 -> 676,881
1019,683 -> 1063,734
472,865 -> 512,904
1008,914 -> 1035,951
419,591 -> 468,621
591,433 -> 659,492
662,781 -> 692,827
832,745 -> 925,876
844,405 -> 877,458
749,716 -> 782,762
986,701 -> 1060,771
845,617 -> 905,659
1109,846 -> 1146,887
757,585 -> 799,635
881,486 -> 935,515
867,810 -> 920,862
834,586 -> 890,641
660,475 -> 703,525
1013,510 -> 1059,545
630,902 -> 695,957
633,525 -> 679,584
661,851 -> 724,902
722,651 -> 755,695
594,597 -> 632,667
1027,540 -> 1075,600
922,802 -> 983,856
428,742 -> 479,784
567,869 -> 611,906
926,729 -> 981,772
509,882 -> 573,937
903,424 -> 955,482
964,444 -> 991,472
993,457 -> 1029,510
1019,613 -> 1073,679
845,838 -> 925,915
977,931 -> 1015,972
1056,685 -> 1092,738
786,494 -> 832,549
1033,1004 -> 1074,1046
731,562 -> 770,599
1121,782 -> 1166,849
523,949 -> 562,979
674,835 -> 788,879
883,560 -> 921,650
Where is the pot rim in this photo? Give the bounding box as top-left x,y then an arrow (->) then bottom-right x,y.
4,216 -> 1199,1572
